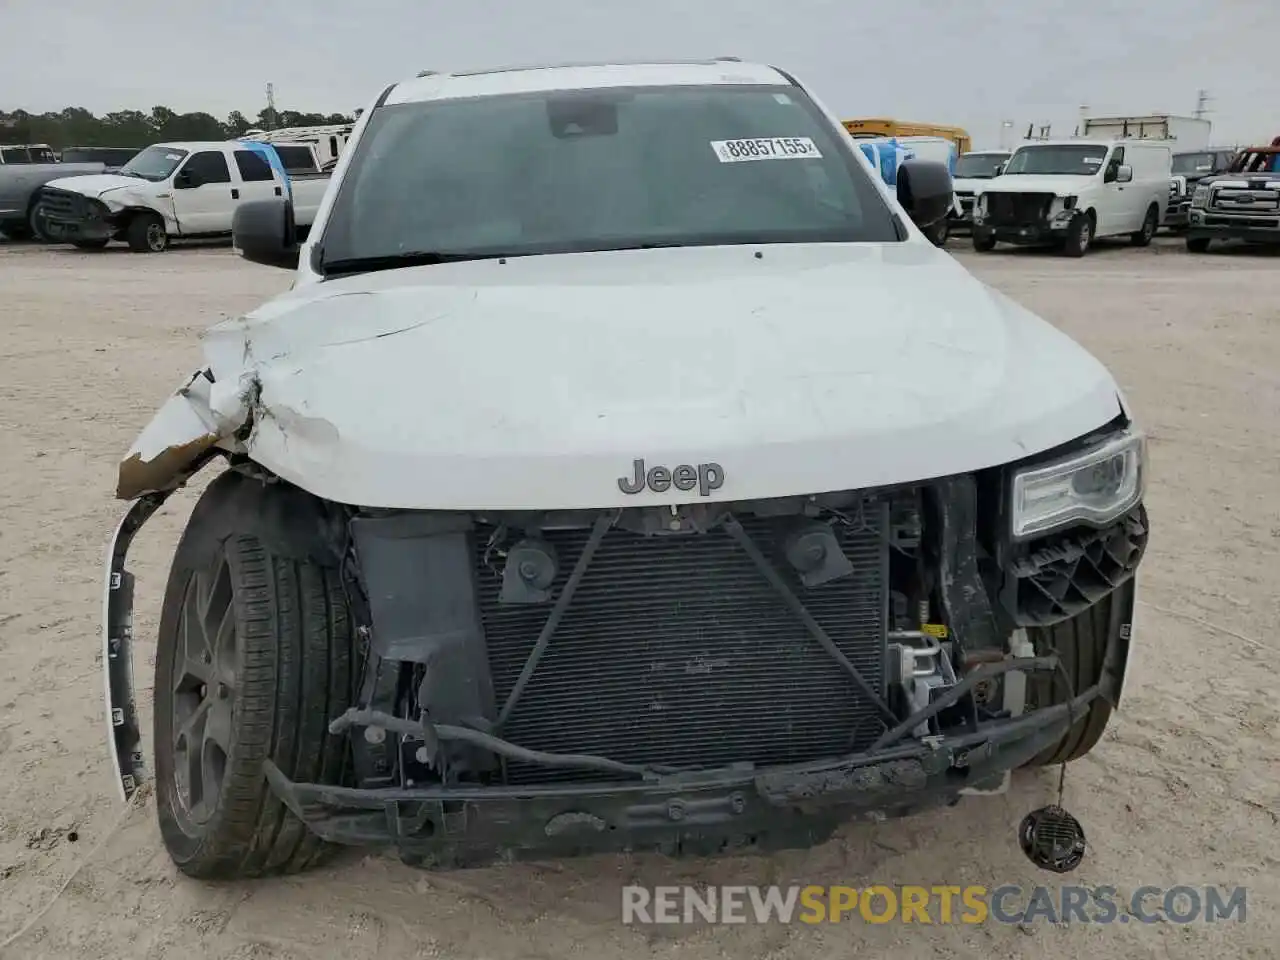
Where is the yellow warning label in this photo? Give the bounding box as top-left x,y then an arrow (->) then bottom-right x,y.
921,623 -> 949,639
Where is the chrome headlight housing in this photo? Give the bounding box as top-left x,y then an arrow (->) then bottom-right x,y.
1191,185 -> 1210,209
1010,428 -> 1146,539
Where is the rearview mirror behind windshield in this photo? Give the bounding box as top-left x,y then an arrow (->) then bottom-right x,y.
547,95 -> 620,138
896,160 -> 953,232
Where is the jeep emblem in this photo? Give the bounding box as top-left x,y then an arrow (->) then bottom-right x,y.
617,458 -> 724,497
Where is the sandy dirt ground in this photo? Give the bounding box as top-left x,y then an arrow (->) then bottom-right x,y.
0,235 -> 1276,959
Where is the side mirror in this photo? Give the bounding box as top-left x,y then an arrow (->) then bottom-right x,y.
994,163 -> 1006,176
232,198 -> 300,270
896,159 -> 953,231
175,168 -> 199,189
1115,164 -> 1133,183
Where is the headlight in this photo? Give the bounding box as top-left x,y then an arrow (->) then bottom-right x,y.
1191,185 -> 1209,209
1010,428 -> 1145,539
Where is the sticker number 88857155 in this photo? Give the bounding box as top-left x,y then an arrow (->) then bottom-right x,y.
710,137 -> 823,163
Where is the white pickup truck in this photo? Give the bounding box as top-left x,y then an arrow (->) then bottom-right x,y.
35,140 -> 330,252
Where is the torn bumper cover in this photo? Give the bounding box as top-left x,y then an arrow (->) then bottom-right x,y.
105,366 -> 257,801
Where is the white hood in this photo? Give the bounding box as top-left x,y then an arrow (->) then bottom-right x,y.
184,243 -> 1122,511
978,174 -> 1096,196
44,173 -> 148,198
952,177 -> 998,194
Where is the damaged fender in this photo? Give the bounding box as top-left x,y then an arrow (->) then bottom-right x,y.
115,367 -> 256,500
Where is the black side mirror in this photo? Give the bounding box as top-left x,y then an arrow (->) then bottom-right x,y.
175,168 -> 199,189
232,198 -> 300,270
896,160 -> 953,231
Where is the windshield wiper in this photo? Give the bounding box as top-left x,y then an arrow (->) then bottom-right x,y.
320,250 -> 502,276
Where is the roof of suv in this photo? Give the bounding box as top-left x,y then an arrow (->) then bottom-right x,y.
382,58 -> 793,106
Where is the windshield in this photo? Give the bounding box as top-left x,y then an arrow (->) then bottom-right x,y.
1003,145 -> 1108,176
1172,152 -> 1216,174
955,153 -> 1009,179
319,84 -> 901,271
118,145 -> 189,181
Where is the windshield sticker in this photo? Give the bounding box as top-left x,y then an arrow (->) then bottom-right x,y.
165,153 -> 182,160
711,137 -> 822,163
1082,157 -> 1103,165
772,93 -> 793,105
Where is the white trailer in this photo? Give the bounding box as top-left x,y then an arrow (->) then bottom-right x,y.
240,124 -> 354,169
1080,115 -> 1211,149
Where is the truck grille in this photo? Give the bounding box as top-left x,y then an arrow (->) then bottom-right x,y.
37,187 -> 91,221
1209,187 -> 1279,214
474,507 -> 889,784
986,192 -> 1054,226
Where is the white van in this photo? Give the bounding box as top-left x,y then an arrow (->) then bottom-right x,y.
970,138 -> 1172,256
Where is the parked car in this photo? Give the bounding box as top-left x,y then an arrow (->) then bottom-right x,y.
971,138 -> 1172,256
1185,138 -> 1280,252
950,150 -> 1011,230
104,58 -> 1146,880
59,146 -> 142,167
35,140 -> 331,252
0,159 -> 110,239
1164,148 -> 1241,231
0,143 -> 56,164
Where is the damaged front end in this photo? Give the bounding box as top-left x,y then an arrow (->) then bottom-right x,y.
104,412 -> 1146,863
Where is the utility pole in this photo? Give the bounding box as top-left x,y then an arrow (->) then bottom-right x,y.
1193,89 -> 1212,120
265,82 -> 278,130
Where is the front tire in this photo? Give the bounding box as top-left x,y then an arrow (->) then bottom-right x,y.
1130,205 -> 1158,246
1021,579 -> 1134,766
972,232 -> 997,252
926,218 -> 950,247
1061,212 -> 1093,257
126,212 -> 168,252
154,471 -> 353,879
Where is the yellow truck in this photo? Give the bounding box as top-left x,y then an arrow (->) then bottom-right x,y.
842,118 -> 972,157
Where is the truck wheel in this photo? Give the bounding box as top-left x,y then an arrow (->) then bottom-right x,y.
1021,579 -> 1134,766
28,201 -> 51,241
1186,236 -> 1211,253
72,238 -> 110,249
154,470 -> 353,880
1061,212 -> 1093,257
126,212 -> 168,252
927,219 -> 949,247
972,232 -> 997,252
1130,205 -> 1158,247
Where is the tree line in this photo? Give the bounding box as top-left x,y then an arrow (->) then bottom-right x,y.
0,106 -> 356,149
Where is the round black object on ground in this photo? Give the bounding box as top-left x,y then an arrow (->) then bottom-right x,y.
1019,805 -> 1086,873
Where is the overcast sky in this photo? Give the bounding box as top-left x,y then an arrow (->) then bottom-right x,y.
3,0 -> 1276,147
